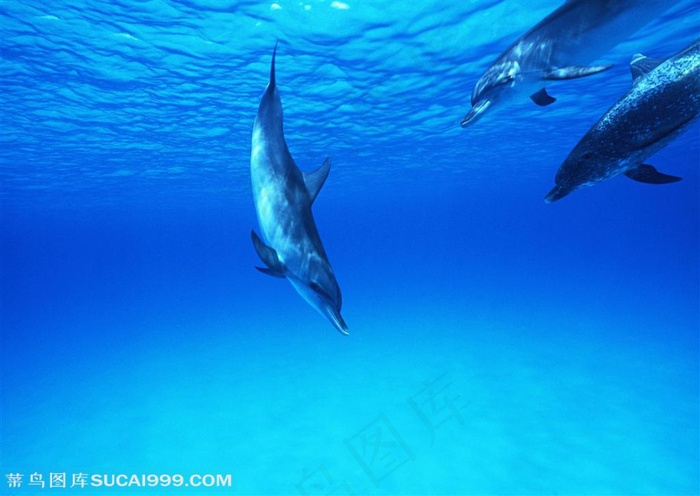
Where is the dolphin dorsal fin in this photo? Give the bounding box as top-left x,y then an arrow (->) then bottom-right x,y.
303,157 -> 331,204
270,41 -> 278,88
630,54 -> 662,84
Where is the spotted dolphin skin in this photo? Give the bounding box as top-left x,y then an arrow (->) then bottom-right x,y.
461,0 -> 678,127
545,39 -> 700,203
250,44 -> 348,335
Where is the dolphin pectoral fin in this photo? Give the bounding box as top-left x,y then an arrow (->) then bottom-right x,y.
251,230 -> 286,275
303,157 -> 331,204
543,65 -> 612,80
624,164 -> 682,184
530,88 -> 556,106
630,54 -> 663,83
255,266 -> 285,278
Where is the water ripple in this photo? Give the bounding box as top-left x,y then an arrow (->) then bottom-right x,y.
1,0 -> 698,211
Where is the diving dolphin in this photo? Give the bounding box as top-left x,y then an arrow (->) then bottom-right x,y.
461,0 -> 678,127
545,39 -> 700,203
250,44 -> 348,335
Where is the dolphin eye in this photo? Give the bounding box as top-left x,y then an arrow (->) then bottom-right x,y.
310,282 -> 322,293
499,73 -> 515,85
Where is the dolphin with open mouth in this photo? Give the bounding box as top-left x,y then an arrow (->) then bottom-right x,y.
250,44 -> 348,335
461,0 -> 678,127
545,39 -> 700,202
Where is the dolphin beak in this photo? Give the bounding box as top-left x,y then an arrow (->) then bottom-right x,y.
329,307 -> 349,336
461,99 -> 491,127
321,302 -> 349,336
544,185 -> 569,203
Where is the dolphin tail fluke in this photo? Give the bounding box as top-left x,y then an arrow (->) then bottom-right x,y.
530,88 -> 556,106
303,157 -> 331,204
251,230 -> 286,277
624,164 -> 682,184
543,65 -> 612,80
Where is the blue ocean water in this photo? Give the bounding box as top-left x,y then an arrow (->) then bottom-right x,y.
1,0 -> 699,494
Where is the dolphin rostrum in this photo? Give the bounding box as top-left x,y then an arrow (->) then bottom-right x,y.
250,44 -> 348,335
545,39 -> 700,203
461,0 -> 678,127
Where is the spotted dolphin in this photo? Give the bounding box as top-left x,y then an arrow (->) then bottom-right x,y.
250,44 -> 348,335
545,39 -> 700,203
461,0 -> 678,127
